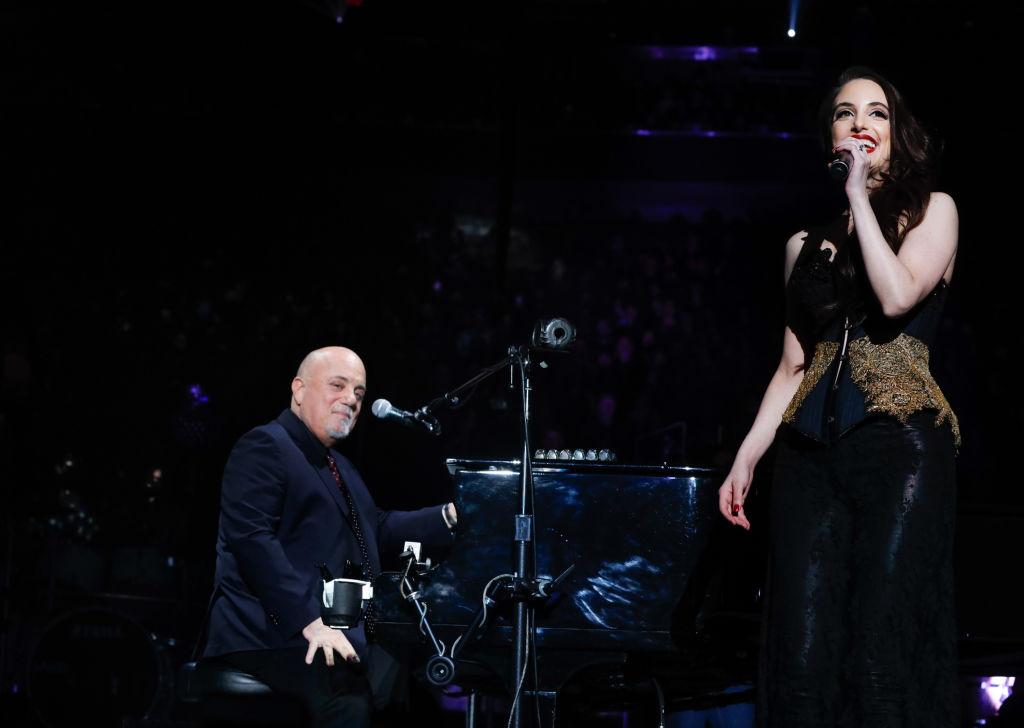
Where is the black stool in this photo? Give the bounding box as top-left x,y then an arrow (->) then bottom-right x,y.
177,659 -> 309,727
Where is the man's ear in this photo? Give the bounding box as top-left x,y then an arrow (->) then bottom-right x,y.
291,377 -> 304,405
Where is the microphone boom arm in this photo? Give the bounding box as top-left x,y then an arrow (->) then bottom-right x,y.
416,354 -> 515,417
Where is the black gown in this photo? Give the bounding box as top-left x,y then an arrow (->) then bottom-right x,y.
758,218 -> 961,728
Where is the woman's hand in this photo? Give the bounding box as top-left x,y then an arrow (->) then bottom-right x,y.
718,461 -> 754,530
833,136 -> 873,198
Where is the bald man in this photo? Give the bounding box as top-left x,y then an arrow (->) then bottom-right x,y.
202,347 -> 455,727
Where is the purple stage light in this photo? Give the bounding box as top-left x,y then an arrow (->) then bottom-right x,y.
188,384 -> 210,406
695,46 -> 717,61
628,128 -> 807,140
642,45 -> 759,62
439,692 -> 467,712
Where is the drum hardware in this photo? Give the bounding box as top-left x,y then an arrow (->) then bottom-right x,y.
27,607 -> 174,728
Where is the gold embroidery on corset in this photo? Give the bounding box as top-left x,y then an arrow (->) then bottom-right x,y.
848,333 -> 961,448
783,341 -> 839,424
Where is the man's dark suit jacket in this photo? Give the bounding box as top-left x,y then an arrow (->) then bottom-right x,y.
204,408 -> 451,660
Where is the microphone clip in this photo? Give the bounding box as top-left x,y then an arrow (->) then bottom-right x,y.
412,408 -> 442,435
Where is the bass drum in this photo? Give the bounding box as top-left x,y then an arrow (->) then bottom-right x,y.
28,608 -> 169,728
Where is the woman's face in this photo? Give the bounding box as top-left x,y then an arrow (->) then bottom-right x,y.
831,78 -> 892,176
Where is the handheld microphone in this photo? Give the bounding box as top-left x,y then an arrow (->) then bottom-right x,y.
371,399 -> 440,435
828,149 -> 853,182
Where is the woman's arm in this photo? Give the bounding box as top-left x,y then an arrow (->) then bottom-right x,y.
718,231 -> 809,529
719,327 -> 806,529
837,138 -> 959,317
849,191 -> 958,317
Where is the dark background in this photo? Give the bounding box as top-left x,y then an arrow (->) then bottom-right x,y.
1,0 -> 1018,721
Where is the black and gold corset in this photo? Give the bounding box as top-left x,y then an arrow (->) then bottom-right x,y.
781,218 -> 960,449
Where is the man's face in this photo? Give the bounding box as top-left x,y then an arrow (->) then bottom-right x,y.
291,348 -> 367,447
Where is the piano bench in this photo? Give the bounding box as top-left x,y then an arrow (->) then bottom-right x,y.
176,659 -> 308,727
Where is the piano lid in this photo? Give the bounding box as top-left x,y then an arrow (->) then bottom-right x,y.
446,458 -> 720,478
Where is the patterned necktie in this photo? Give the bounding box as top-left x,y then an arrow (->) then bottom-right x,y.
325,452 -> 376,638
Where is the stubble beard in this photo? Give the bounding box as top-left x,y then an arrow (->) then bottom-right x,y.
326,411 -> 353,440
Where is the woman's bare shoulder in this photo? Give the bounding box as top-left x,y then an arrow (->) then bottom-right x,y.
784,230 -> 809,282
786,229 -> 809,249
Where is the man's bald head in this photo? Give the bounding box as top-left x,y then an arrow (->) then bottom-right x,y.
290,347 -> 367,447
296,347 -> 365,381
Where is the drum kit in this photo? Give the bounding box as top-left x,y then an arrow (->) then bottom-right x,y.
4,457 -> 190,727
27,607 -> 175,727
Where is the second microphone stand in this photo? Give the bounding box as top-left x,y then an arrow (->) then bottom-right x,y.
417,344 -> 541,728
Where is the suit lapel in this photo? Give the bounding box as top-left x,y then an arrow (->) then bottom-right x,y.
275,409 -> 351,519
317,461 -> 351,518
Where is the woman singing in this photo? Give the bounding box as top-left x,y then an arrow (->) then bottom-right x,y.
718,67 -> 961,726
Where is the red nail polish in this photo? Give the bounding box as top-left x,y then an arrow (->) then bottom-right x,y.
732,504 -> 741,515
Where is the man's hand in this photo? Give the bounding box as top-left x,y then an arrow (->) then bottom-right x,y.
301,617 -> 359,666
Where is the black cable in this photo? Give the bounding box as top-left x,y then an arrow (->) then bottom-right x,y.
531,609 -> 542,727
505,615 -> 530,728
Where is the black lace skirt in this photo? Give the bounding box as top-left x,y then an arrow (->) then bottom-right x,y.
759,412 -> 959,728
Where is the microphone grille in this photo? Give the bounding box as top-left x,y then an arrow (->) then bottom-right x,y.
371,399 -> 392,418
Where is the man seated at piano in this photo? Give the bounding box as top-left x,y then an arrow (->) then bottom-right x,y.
201,346 -> 457,728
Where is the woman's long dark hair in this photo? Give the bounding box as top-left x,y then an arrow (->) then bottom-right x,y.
817,66 -> 941,318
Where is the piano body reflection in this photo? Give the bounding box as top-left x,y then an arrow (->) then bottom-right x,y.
374,458 -> 758,724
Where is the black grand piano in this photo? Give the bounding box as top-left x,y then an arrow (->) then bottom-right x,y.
373,458 -> 760,726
